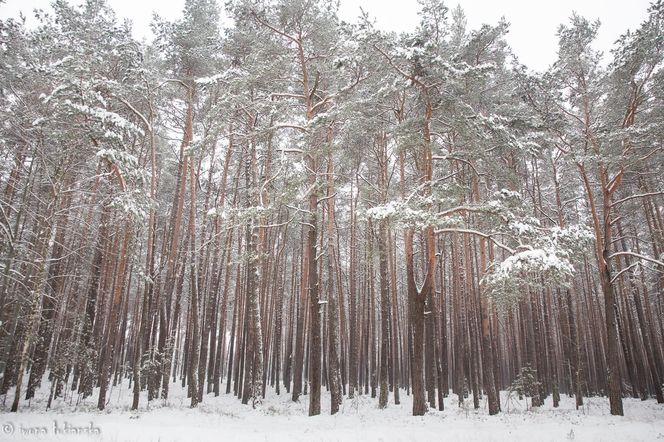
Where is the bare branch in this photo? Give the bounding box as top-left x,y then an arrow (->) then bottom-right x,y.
435,228 -> 515,254
251,11 -> 300,45
611,191 -> 664,208
271,92 -> 306,100
316,191 -> 337,206
266,124 -> 308,132
115,96 -> 152,132
608,251 -> 664,268
277,148 -> 305,154
610,261 -> 641,284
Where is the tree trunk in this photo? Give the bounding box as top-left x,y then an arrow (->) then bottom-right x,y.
307,169 -> 321,416
378,222 -> 391,409
326,155 -> 342,414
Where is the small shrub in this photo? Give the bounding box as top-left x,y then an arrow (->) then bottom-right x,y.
507,364 -> 541,410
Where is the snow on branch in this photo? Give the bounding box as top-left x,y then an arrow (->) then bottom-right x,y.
64,100 -> 144,137
365,189 -> 593,310
483,224 -> 594,309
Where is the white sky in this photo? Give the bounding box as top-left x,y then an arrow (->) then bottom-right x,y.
0,0 -> 654,71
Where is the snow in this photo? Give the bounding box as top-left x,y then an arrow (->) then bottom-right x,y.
1,379 -> 662,442
194,74 -> 225,86
39,84 -> 68,104
64,101 -> 144,136
490,247 -> 574,282
365,201 -> 401,220
509,220 -> 536,235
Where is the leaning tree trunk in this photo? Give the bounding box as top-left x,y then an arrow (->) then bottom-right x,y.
11,214 -> 57,411
11,166 -> 64,412
160,83 -> 194,401
97,224 -> 132,411
25,183 -> 72,400
326,154 -> 342,414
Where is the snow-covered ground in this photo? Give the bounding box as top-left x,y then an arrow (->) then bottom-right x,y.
1,380 -> 663,441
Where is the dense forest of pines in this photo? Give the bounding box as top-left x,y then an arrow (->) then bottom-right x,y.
0,0 -> 663,419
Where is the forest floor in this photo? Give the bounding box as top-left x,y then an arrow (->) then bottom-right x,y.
1,379 -> 663,441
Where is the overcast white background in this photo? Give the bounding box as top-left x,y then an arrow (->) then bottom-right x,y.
0,0 -> 654,71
